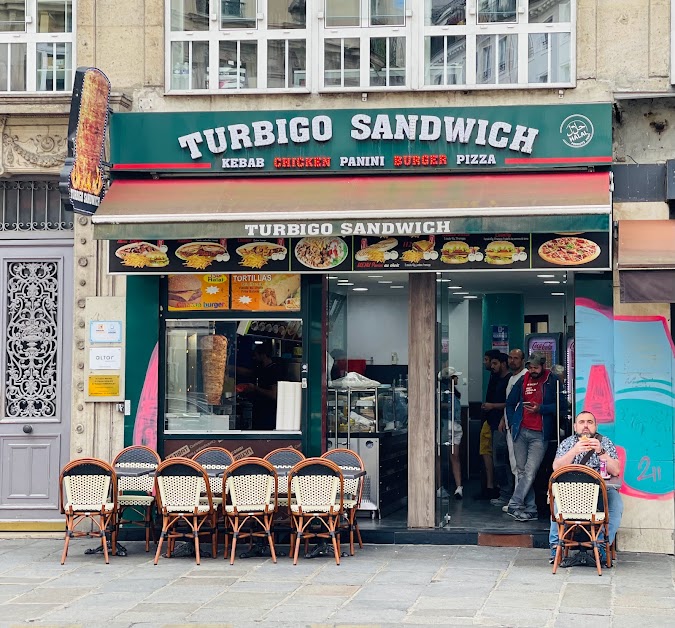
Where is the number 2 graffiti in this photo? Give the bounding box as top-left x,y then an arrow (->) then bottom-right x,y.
637,456 -> 662,483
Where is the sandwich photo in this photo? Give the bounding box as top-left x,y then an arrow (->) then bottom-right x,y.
440,241 -> 470,264
168,275 -> 203,308
412,239 -> 434,253
115,241 -> 169,268
355,238 -> 399,262
485,241 -> 516,265
260,274 -> 301,307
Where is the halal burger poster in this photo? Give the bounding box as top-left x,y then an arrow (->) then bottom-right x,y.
167,275 -> 230,311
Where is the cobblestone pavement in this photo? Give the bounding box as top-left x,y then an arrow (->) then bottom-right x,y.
0,538 -> 673,627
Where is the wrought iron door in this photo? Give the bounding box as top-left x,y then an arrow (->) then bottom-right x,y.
0,242 -> 73,520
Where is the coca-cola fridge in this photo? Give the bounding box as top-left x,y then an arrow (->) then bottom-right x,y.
526,333 -> 562,369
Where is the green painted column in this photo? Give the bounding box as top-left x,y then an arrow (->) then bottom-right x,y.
482,294 -> 525,395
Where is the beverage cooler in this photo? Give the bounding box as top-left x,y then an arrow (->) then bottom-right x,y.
327,386 -> 408,519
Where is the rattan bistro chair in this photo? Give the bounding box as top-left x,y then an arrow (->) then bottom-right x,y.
288,458 -> 344,566
264,447 -> 305,506
321,448 -> 365,555
154,457 -> 216,566
59,458 -> 117,564
192,447 -> 234,507
222,457 -> 278,564
111,445 -> 161,553
549,465 -> 611,576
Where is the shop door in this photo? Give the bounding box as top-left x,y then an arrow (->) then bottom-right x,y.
436,281 -> 453,526
0,242 -> 73,521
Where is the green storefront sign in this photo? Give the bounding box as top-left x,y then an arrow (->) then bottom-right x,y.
110,103 -> 612,175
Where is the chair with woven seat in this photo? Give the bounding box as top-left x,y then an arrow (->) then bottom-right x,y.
549,464 -> 611,576
263,447 -> 305,506
288,458 -> 344,566
222,457 -> 278,564
59,458 -> 117,564
192,447 -> 234,506
153,457 -> 216,565
321,448 -> 365,556
111,445 -> 161,554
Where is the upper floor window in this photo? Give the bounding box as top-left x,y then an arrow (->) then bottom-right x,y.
165,0 -> 575,94
320,1 -> 410,90
168,0 -> 308,91
0,0 -> 75,93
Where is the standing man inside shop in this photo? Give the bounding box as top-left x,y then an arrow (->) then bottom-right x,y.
493,348 -> 527,510
476,349 -> 502,500
241,340 -> 281,430
505,351 -> 564,521
483,353 -> 512,507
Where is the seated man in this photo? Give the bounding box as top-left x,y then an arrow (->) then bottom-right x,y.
549,410 -> 624,565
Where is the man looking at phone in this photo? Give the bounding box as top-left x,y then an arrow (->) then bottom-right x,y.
505,351 -> 563,521
549,411 -> 623,565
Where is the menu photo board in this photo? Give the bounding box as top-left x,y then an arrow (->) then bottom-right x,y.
109,238 -> 291,274
168,274 -> 230,311
231,274 -> 301,312
109,232 -> 610,274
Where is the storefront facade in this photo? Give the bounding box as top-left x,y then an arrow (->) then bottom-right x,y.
86,101 -> 634,532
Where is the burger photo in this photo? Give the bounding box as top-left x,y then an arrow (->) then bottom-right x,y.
145,250 -> 170,267
441,241 -> 470,264
485,240 -> 516,265
168,275 -> 203,308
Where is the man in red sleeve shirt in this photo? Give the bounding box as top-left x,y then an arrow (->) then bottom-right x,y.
505,351 -> 564,522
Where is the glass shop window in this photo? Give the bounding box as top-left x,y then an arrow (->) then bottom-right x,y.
165,319 -> 303,433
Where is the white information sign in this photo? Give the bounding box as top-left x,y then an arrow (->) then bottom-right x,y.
89,347 -> 122,370
90,320 -> 122,343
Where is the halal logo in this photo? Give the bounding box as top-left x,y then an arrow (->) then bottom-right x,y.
560,114 -> 594,148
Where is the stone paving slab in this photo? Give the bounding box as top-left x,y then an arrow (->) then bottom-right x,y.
0,539 -> 672,627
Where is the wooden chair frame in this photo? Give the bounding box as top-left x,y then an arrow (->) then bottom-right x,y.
548,464 -> 611,576
222,457 -> 278,564
153,457 -> 216,566
288,458 -> 344,566
111,445 -> 161,554
321,448 -> 365,556
59,458 -> 117,565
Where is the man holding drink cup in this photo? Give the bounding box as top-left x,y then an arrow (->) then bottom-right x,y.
549,410 -> 623,565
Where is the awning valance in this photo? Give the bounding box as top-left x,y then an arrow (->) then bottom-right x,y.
92,172 -> 611,240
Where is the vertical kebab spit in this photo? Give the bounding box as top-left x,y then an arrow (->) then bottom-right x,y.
199,334 -> 228,405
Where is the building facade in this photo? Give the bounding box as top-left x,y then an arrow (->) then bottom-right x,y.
4,0 -> 674,552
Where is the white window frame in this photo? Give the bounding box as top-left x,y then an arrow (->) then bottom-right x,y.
164,0 -> 576,94
165,0 -> 311,94
0,0 -> 76,93
420,0 -> 576,91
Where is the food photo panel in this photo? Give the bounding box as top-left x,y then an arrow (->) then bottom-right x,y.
291,236 -> 352,272
531,232 -> 610,269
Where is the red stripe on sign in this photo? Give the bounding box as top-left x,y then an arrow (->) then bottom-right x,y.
504,156 -> 613,164
111,163 -> 212,170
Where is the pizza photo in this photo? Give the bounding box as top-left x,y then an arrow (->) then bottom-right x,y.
537,237 -> 601,266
